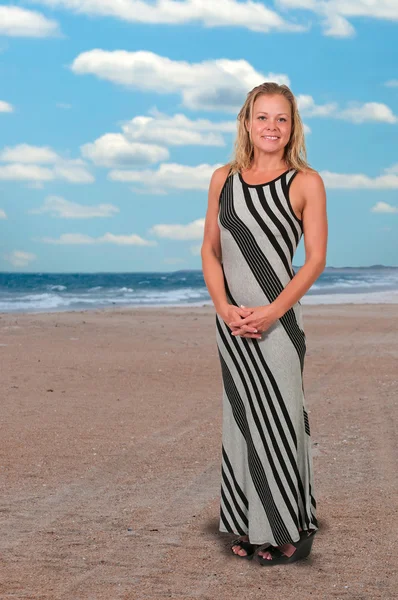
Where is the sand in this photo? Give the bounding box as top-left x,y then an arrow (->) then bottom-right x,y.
0,304 -> 397,600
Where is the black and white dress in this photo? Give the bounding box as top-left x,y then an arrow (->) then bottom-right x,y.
216,168 -> 318,546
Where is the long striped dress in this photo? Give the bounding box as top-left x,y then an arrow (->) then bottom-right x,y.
216,167 -> 319,546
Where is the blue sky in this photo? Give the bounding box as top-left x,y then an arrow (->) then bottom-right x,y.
0,0 -> 397,272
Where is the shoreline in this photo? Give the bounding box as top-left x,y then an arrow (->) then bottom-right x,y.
1,299 -> 398,318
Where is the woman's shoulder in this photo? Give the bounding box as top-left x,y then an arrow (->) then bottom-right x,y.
209,163 -> 233,190
291,167 -> 326,204
293,167 -> 325,188
211,163 -> 232,179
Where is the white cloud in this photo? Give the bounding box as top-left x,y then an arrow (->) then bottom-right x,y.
39,232 -> 157,245
0,163 -> 54,182
329,0 -> 398,21
0,144 -> 94,183
81,133 -> 169,167
276,0 -> 316,6
277,0 -> 398,37
0,209 -> 7,219
53,159 -> 94,183
384,163 -> 398,174
385,80 -> 398,88
0,6 -> 60,38
338,102 -> 397,124
109,162 -> 222,191
0,100 -> 14,113
70,51 -> 396,122
80,111 -> 236,172
4,250 -> 37,267
149,218 -> 205,240
122,110 -> 236,146
371,202 -> 398,214
56,102 -> 72,109
321,169 -> 398,189
28,196 -> 120,218
320,8 -> 355,38
0,144 -> 59,163
70,49 -> 289,112
98,233 -> 157,246
28,0 -> 398,38
298,96 -> 397,124
26,0 -> 306,33
297,95 -> 338,117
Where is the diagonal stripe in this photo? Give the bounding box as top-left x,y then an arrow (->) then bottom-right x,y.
220,506 -> 234,533
222,445 -> 249,509
303,407 -> 311,435
242,183 -> 294,276
283,170 -> 303,227
220,485 -> 246,535
269,178 -> 301,245
221,466 -> 248,528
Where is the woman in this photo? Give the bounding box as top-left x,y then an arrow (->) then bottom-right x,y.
201,82 -> 327,566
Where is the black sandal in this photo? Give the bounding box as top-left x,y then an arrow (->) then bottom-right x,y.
230,537 -> 257,560
257,530 -> 316,566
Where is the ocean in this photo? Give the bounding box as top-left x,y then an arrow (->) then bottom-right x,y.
0,267 -> 397,314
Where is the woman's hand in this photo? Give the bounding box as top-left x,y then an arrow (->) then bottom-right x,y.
217,303 -> 261,338
228,304 -> 279,338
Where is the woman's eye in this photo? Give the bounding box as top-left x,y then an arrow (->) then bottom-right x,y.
258,116 -> 286,121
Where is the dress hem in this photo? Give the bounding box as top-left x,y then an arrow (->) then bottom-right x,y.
219,523 -> 318,546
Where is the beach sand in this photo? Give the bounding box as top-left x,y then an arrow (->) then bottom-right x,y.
0,304 -> 397,599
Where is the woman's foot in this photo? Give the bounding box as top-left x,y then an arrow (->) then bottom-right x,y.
257,530 -> 316,565
258,542 -> 296,560
231,535 -> 257,558
258,528 -> 303,560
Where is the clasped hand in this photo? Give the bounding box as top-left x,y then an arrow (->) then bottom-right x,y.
220,303 -> 278,339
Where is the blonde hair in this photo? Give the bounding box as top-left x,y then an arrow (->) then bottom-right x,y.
229,82 -> 315,174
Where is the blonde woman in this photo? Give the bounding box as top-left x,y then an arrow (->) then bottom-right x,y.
201,82 -> 327,566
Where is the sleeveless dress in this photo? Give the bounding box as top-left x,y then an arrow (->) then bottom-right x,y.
216,168 -> 318,546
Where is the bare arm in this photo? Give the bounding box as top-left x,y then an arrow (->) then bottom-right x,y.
200,165 -> 232,313
270,170 -> 328,319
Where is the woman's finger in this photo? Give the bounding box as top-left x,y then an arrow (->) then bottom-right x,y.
235,325 -> 258,333
232,329 -> 261,338
229,317 -> 252,327
238,332 -> 262,338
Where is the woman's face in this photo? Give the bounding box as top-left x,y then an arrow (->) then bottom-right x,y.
246,94 -> 292,156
